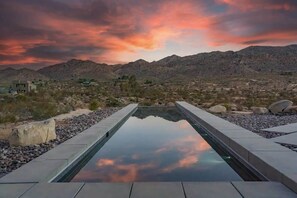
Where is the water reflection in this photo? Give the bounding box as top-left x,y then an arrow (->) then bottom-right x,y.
71,108 -> 242,182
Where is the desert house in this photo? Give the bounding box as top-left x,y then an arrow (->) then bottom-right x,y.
12,80 -> 37,93
0,87 -> 9,94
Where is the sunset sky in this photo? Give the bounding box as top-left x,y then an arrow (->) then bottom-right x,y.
1,0 -> 297,69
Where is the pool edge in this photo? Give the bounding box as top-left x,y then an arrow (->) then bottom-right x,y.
176,101 -> 297,194
0,104 -> 138,184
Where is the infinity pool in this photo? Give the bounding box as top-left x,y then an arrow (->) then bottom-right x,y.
66,107 -> 253,182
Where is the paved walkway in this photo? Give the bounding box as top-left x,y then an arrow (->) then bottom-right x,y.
271,132 -> 297,146
261,123 -> 297,134
1,182 -> 296,198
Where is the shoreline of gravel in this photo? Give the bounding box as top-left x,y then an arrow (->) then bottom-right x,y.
0,107 -> 120,178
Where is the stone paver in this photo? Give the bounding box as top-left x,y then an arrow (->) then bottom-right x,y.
0,183 -> 35,198
20,183 -> 83,198
35,144 -> 87,162
131,182 -> 185,198
232,182 -> 297,198
231,138 -> 289,152
183,182 -> 242,198
62,133 -> 101,147
271,133 -> 297,146
229,137 -> 290,161
262,123 -> 297,134
248,150 -> 297,181
75,183 -> 132,198
220,129 -> 260,139
0,160 -> 67,183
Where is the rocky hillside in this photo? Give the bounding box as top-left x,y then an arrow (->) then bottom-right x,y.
237,45 -> 297,72
2,44 -> 296,83
116,45 -> 297,80
0,68 -> 48,84
38,59 -> 117,81
116,51 -> 253,80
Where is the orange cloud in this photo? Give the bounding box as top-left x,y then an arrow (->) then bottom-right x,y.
1,0 -> 296,67
217,0 -> 297,11
159,133 -> 211,173
96,159 -> 115,166
178,120 -> 191,129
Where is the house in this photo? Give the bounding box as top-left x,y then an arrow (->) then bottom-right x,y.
0,87 -> 9,94
12,80 -> 37,93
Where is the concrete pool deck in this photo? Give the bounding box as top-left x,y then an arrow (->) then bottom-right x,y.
0,104 -> 138,184
1,181 -> 297,198
261,123 -> 297,134
1,102 -> 297,197
271,132 -> 297,146
176,101 -> 297,195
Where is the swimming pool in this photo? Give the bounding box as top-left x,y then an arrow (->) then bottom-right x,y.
60,107 -> 259,182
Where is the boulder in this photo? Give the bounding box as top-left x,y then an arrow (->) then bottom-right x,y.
167,102 -> 175,107
209,105 -> 227,113
284,106 -> 297,113
287,84 -> 297,90
226,103 -> 237,111
231,111 -> 253,115
8,119 -> 56,146
0,123 -> 14,140
201,103 -> 213,108
268,100 -> 293,114
251,107 -> 268,114
0,122 -> 30,140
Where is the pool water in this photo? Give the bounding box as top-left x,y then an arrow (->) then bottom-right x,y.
69,107 -> 245,182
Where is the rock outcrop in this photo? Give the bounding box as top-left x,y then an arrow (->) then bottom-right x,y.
209,105 -> 227,113
284,106 -> 297,113
8,119 -> 56,146
0,123 -> 14,140
251,107 -> 268,114
268,100 -> 293,114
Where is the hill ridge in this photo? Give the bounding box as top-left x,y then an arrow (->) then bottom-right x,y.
1,44 -> 297,83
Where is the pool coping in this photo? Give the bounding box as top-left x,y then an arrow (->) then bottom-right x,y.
2,181 -> 297,198
176,101 -> 297,194
1,102 -> 297,197
0,104 -> 138,184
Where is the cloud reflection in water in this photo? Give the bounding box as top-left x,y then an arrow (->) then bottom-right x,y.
71,108 -> 241,182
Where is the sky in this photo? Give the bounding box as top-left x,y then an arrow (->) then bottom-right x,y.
0,0 -> 297,69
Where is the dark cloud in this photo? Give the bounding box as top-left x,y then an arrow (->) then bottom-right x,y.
242,39 -> 270,45
0,0 -> 296,68
24,45 -> 104,59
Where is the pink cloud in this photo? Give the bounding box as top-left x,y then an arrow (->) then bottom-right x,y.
0,0 -> 296,67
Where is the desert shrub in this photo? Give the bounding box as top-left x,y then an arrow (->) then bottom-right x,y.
31,102 -> 58,120
140,99 -> 154,106
144,80 -> 152,84
89,100 -> 100,110
105,97 -> 122,107
16,95 -> 28,102
0,114 -> 17,123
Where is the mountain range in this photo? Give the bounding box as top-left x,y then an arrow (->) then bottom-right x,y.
1,45 -> 297,83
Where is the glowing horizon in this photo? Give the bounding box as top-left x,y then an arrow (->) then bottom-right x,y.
1,0 -> 297,69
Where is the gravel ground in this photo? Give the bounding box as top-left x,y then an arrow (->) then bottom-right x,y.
0,107 -> 120,178
219,113 -> 297,150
